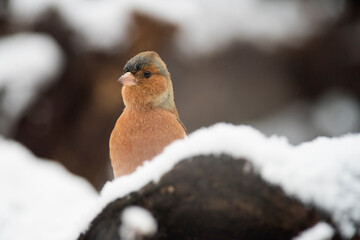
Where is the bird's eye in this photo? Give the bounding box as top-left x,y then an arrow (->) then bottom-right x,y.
136,63 -> 141,71
144,71 -> 151,78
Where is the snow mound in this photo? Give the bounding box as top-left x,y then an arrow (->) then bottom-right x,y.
9,0 -> 343,53
0,136 -> 98,240
97,123 -> 360,238
0,33 -> 63,134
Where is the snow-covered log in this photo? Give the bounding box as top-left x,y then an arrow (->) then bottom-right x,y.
78,124 -> 360,240
80,155 -> 328,240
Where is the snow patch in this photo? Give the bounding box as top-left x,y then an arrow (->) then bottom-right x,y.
120,206 -> 157,240
9,0 -> 343,53
0,136 -> 98,240
293,222 -> 334,240
94,123 -> 360,238
0,33 -> 63,135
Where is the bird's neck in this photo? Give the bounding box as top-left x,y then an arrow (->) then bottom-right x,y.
122,82 -> 178,115
124,97 -> 178,115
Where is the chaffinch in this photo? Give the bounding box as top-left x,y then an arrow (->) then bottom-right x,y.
110,51 -> 186,178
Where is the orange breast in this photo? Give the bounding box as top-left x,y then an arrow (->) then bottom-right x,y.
109,108 -> 185,178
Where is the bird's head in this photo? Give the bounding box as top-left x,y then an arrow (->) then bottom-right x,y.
118,51 -> 176,111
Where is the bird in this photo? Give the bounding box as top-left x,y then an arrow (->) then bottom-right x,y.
109,51 -> 187,178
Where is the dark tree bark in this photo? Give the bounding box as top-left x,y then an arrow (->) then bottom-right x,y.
79,155 -> 343,240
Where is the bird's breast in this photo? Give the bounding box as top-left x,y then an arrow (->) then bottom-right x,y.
110,108 -> 185,177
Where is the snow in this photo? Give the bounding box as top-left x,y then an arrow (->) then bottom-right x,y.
8,0 -> 343,53
293,222 -> 334,240
120,206 -> 157,240
0,136 -> 98,240
2,122 -> 359,239
93,123 -> 360,238
0,33 -> 63,135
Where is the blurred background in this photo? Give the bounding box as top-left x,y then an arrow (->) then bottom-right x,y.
0,0 -> 359,189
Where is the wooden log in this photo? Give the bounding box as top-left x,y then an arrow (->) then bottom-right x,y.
79,154 -> 342,240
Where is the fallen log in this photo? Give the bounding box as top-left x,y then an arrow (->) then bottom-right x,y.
79,154 -> 339,240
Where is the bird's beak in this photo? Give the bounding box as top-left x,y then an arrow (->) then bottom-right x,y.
118,72 -> 136,86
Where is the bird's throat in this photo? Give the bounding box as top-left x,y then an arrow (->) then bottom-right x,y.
122,83 -> 176,112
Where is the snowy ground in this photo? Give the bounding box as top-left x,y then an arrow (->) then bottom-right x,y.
1,123 -> 359,239
0,136 -> 98,240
